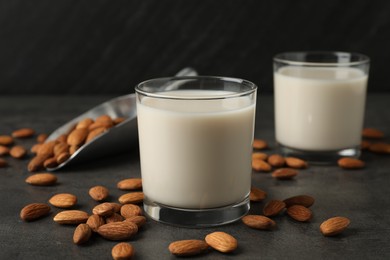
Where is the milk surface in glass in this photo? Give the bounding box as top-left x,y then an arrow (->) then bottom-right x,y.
274,66 -> 367,151
137,90 -> 255,209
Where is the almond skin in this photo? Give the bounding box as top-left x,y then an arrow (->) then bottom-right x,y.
106,213 -> 125,223
53,142 -> 69,156
112,242 -> 135,260
253,139 -> 268,150
0,158 -> 7,167
28,155 -> 50,172
67,128 -> 88,146
117,178 -> 143,191
362,127 -> 384,139
73,223 -> 92,245
0,135 -> 14,146
49,193 -> 77,208
169,240 -> 209,256
252,159 -> 272,172
20,203 -> 51,221
205,231 -> 237,253
10,145 -> 27,159
368,142 -> 390,154
123,216 -> 147,228
25,173 -> 57,186
252,152 -> 268,161
92,202 -> 115,217
113,117 -> 126,125
0,145 -> 9,155
285,157 -> 308,169
120,204 -> 143,218
249,186 -> 267,202
283,195 -> 315,208
272,168 -> 298,180
43,157 -> 58,168
76,118 -> 94,129
89,185 -> 109,201
118,192 -> 144,204
286,205 -> 312,222
37,141 -> 56,157
320,216 -> 351,236
53,210 -> 89,224
36,133 -> 48,143
12,128 -> 35,138
86,214 -> 105,232
263,200 -> 286,217
268,154 -> 285,167
109,202 -> 123,213
338,157 -> 365,169
56,152 -> 70,164
242,215 -> 276,230
86,127 -> 107,143
98,221 -> 138,241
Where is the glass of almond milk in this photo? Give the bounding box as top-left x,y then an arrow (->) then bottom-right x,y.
273,51 -> 369,164
135,76 -> 257,227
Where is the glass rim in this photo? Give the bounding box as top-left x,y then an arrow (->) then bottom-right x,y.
135,76 -> 258,100
273,51 -> 370,66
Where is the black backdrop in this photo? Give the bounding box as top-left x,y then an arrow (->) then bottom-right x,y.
1,0 -> 389,94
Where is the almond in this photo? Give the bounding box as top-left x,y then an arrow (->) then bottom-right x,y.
252,159 -> 272,172
95,114 -> 113,123
286,205 -> 312,222
0,145 -> 10,155
169,240 -> 209,256
0,158 -> 7,167
53,210 -> 89,224
88,121 -> 114,131
30,144 -> 41,154
89,185 -> 109,201
36,133 -> 48,143
86,127 -> 107,143
109,202 -> 123,213
56,134 -> 68,143
37,141 -> 56,157
49,193 -> 77,208
120,204 -> 143,218
242,215 -> 276,230
0,135 -> 13,146
67,128 -> 88,146
113,117 -> 126,125
92,202 -> 115,217
263,200 -> 286,217
25,173 -> 57,186
118,192 -> 144,204
73,223 -> 92,245
362,127 -> 384,139
123,216 -> 146,228
267,154 -> 285,167
252,152 -> 268,161
205,231 -> 237,253
337,157 -> 365,169
112,242 -> 135,260
53,142 -> 69,156
12,128 -> 35,138
69,145 -> 79,155
285,157 -> 308,169
361,140 -> 371,150
76,118 -> 94,129
106,213 -> 125,223
86,214 -> 105,232
249,186 -> 267,202
28,155 -> 50,172
368,142 -> 390,154
283,195 -> 315,208
320,216 -> 351,236
44,157 -> 58,168
253,139 -> 268,150
20,203 -> 51,221
56,152 -> 70,164
117,178 -> 143,190
272,168 -> 298,180
97,221 -> 138,241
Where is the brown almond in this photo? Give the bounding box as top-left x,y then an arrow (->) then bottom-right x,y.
86,214 -> 105,232
252,152 -> 268,161
267,154 -> 285,167
89,185 -> 109,201
368,142 -> 390,154
320,216 -> 351,236
119,192 -> 144,204
117,178 -> 143,191
96,114 -> 113,123
0,158 -> 7,167
69,145 -> 80,155
67,128 -> 88,146
113,117 -> 126,125
0,145 -> 10,156
30,144 -> 42,154
36,133 -> 48,143
43,157 -> 58,168
20,203 -> 51,221
92,202 -> 115,217
169,240 -> 209,256
263,200 -> 286,217
205,231 -> 237,253
37,141 -> 56,157
56,134 -> 68,143
49,193 -> 77,208
12,128 -> 35,138
123,215 -> 147,228
242,215 -> 276,230
88,121 -> 114,131
106,213 -> 125,223
362,127 -> 384,139
76,118 -> 94,129
86,127 -> 107,143
53,210 -> 89,225
249,186 -> 267,202
120,204 -> 143,218
253,139 -> 268,150
252,159 -> 272,172
73,223 -> 92,245
0,135 -> 14,146
285,157 -> 308,169
109,202 -> 123,213
112,242 -> 135,260
25,173 -> 57,186
28,154 -> 50,172
361,140 -> 371,150
286,205 -> 312,222
338,157 -> 365,169
10,145 -> 27,159
272,168 -> 298,180
283,195 -> 315,208
97,221 -> 138,241
53,142 -> 69,156
56,152 -> 70,164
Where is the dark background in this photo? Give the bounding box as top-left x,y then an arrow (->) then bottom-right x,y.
1,0 -> 389,95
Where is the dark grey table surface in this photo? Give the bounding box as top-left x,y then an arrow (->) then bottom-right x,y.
1,94 -> 389,260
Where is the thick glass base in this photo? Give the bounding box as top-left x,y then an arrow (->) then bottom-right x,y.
143,196 -> 250,228
277,143 -> 361,165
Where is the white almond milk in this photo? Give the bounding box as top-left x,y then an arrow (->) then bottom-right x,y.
137,90 -> 255,209
274,66 -> 367,151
